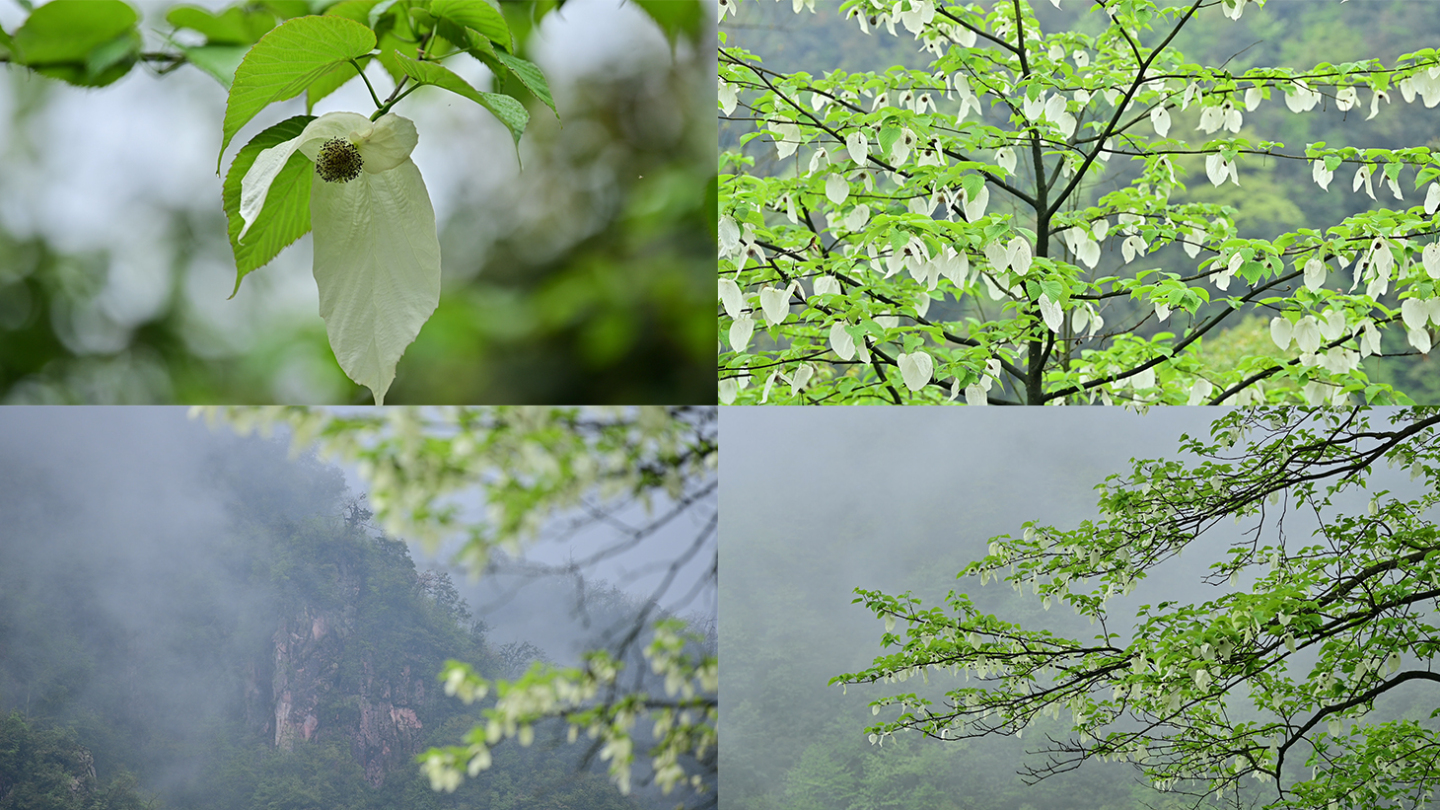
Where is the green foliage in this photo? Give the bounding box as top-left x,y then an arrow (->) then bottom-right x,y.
0,0 -> 710,404
166,5 -> 276,46
208,406 -> 718,802
218,15 -> 376,170
839,407 -> 1440,810
0,713 -> 148,810
429,0 -> 513,53
720,0 -> 1440,406
631,0 -> 706,49
223,115 -> 316,293
9,0 -> 139,88
388,52 -> 528,151
0,424 -> 666,810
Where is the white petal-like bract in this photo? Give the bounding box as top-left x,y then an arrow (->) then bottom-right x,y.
1038,293 -> 1063,332
1293,316 -> 1322,354
1270,317 -> 1293,350
995,147 -> 1017,175
1304,256 -> 1327,291
310,156 -> 440,405
1402,297 -> 1429,331
729,314 -> 754,353
759,286 -> 790,325
719,278 -> 743,319
897,351 -> 933,391
1424,243 -> 1440,278
1408,327 -> 1433,353
829,321 -> 855,360
1008,237 -> 1032,276
789,364 -> 814,396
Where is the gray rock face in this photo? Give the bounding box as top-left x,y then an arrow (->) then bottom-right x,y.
245,595 -> 430,788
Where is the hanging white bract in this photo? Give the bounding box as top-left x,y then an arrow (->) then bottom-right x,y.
239,112 -> 440,405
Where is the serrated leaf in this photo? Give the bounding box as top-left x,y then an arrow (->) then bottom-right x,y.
390,52 -> 528,155
494,51 -> 556,118
218,15 -> 376,172
430,0 -> 512,52
182,44 -> 247,88
435,17 -> 495,59
223,115 -> 315,295
166,5 -> 276,46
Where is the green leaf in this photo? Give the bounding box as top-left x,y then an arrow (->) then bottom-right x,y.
223,115 -> 316,295
258,1 -> 310,19
494,51 -> 556,118
430,0 -> 513,52
12,0 -> 139,87
84,31 -> 140,82
961,173 -> 985,200
435,17 -> 496,59
325,0 -> 382,25
307,56 -> 370,113
165,5 -> 276,46
375,30 -> 419,83
630,0 -> 703,46
1040,278 -> 1064,301
182,44 -> 248,88
390,52 -> 529,155
368,0 -> 404,30
219,15 -> 376,172
878,126 -> 901,160
12,0 -> 135,63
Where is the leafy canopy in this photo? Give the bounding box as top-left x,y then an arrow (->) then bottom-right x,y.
836,406 -> 1440,810
202,405 -> 719,802
720,0 -> 1440,406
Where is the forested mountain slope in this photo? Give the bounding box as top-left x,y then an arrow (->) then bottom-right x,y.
0,419 -> 650,810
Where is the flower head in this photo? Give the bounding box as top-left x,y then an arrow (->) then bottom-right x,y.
238,112 -> 440,405
316,138 -> 364,182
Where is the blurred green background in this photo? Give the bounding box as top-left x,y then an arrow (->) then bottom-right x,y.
0,0 -> 716,404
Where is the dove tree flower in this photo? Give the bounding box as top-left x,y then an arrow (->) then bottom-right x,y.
238,111 -> 439,405
211,9 -> 552,403
839,407 -> 1440,810
721,0 -> 1440,405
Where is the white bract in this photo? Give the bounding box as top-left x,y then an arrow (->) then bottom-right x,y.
897,351 -> 933,391
239,111 -> 440,405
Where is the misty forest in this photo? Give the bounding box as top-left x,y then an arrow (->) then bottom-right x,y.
723,407 -> 1440,810
0,409 -> 712,810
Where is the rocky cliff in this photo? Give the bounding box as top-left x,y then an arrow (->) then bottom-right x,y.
240,530 -> 473,788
